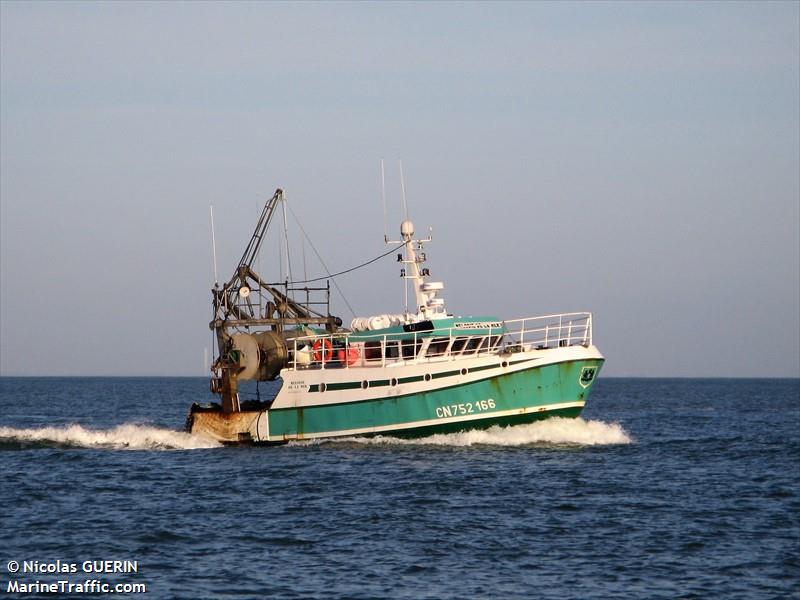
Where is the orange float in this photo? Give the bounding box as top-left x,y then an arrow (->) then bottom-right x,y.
336,347 -> 360,366
312,338 -> 333,362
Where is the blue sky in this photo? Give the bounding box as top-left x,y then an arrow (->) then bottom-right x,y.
1,1 -> 798,376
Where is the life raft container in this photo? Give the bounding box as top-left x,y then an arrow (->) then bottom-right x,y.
336,347 -> 360,367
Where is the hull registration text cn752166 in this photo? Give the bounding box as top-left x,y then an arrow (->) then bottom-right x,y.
435,399 -> 496,419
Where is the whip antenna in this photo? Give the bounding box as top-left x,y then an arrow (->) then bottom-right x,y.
399,159 -> 409,221
280,191 -> 294,300
209,205 -> 219,285
381,158 -> 388,242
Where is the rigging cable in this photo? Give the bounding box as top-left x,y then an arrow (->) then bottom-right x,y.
286,204 -> 401,317
289,242 -> 399,284
286,203 -> 357,318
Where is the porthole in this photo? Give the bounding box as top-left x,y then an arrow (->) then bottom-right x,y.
319,382 -> 327,393
424,373 -> 432,382
460,368 -> 469,376
390,378 -> 398,387
361,380 -> 369,390
501,361 -> 509,368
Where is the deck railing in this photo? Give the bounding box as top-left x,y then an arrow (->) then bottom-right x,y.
502,312 -> 592,351
283,311 -> 593,371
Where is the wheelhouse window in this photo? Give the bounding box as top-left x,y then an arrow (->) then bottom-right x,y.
384,340 -> 401,360
449,337 -> 470,354
426,337 -> 450,358
364,341 -> 382,361
463,336 -> 485,355
401,338 -> 422,359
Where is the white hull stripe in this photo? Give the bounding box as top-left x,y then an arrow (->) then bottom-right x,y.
276,400 -> 585,441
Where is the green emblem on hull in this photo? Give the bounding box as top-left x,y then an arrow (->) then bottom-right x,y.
579,366 -> 597,388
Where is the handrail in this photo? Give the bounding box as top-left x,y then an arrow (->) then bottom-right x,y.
286,311 -> 593,371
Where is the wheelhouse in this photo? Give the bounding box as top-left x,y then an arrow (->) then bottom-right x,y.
284,312 -> 593,372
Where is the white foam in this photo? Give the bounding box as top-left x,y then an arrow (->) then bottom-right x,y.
293,417 -> 632,447
0,423 -> 221,450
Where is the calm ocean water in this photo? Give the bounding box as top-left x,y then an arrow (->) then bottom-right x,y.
0,377 -> 798,599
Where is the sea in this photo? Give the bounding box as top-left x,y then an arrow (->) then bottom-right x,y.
0,377 -> 798,599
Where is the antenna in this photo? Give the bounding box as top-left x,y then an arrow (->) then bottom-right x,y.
399,159 -> 409,221
256,201 -> 262,313
302,236 -> 308,282
281,191 -> 293,287
209,205 -> 219,285
278,231 -> 284,282
381,158 -> 388,241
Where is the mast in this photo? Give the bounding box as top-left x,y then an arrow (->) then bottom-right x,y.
387,219 -> 447,321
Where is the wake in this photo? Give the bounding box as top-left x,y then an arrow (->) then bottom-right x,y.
294,417 -> 633,448
1,418 -> 632,450
0,423 -> 221,450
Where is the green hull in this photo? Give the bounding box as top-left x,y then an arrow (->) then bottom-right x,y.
351,405 -> 584,439
267,358 -> 603,440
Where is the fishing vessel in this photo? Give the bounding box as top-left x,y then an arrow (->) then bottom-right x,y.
187,188 -> 604,444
